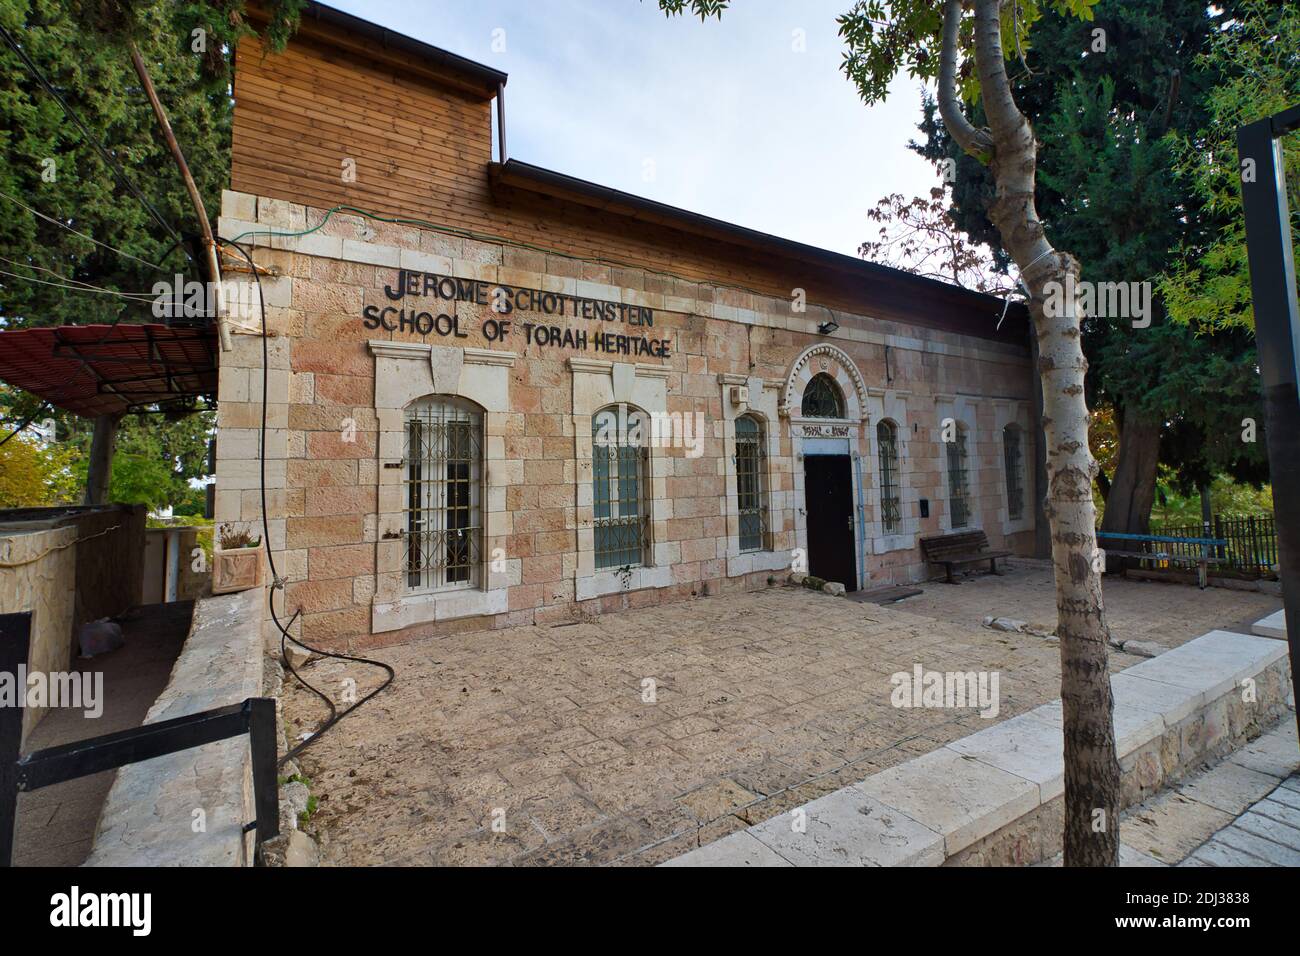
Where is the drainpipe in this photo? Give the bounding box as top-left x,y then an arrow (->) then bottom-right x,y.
496,83 -> 508,163
854,452 -> 867,590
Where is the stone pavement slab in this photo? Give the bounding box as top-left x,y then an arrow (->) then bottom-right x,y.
1253,794 -> 1300,829
1121,792 -> 1236,864
1175,760 -> 1282,815
1213,822 -> 1300,866
1151,721 -> 1300,867
1227,719 -> 1300,779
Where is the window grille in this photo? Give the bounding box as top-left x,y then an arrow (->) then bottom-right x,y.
801,373 -> 845,418
405,396 -> 481,590
1004,425 -> 1024,520
735,415 -> 767,551
947,423 -> 971,529
592,407 -> 648,569
877,419 -> 901,534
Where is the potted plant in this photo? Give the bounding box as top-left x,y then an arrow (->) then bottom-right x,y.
212,523 -> 266,595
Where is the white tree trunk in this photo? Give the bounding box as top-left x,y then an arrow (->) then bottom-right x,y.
938,0 -> 1120,866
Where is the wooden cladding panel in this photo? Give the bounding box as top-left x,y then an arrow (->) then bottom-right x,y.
230,31 -> 1016,341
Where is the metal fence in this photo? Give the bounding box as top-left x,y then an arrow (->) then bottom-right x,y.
1146,514 -> 1278,577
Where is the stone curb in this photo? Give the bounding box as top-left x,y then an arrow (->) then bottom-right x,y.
663,629 -> 1290,867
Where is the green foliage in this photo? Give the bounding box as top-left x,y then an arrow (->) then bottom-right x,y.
1160,0 -> 1300,332
831,0 -> 1098,108
0,2 -> 293,508
0,432 -> 78,506
66,406 -> 214,510
911,0 -> 1268,487
1149,474 -> 1274,526
655,0 -> 727,21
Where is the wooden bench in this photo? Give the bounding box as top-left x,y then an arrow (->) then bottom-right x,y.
920,530 -> 1011,584
1095,531 -> 1226,589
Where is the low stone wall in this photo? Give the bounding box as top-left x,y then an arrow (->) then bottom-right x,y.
84,587 -> 265,867
946,632 -> 1292,865
0,505 -> 148,742
665,628 -> 1292,867
0,523 -> 76,742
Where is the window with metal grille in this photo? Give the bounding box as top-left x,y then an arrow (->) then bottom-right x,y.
592,405 -> 648,570
735,415 -> 767,551
946,422 -> 971,529
404,396 -> 482,591
877,419 -> 901,534
1003,424 -> 1024,520
801,373 -> 845,418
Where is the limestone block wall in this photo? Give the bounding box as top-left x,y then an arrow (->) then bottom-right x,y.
216,191 -> 1038,650
0,505 -> 146,741
0,524 -> 76,742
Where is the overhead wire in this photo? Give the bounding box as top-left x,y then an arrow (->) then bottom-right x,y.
0,190 -> 176,273
0,255 -> 159,301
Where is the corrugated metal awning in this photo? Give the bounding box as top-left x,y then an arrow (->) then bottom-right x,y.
0,323 -> 216,417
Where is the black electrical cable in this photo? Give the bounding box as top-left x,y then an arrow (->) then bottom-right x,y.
0,402 -> 50,449
0,22 -> 186,249
216,237 -> 394,769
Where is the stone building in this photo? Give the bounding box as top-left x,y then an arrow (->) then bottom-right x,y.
213,1 -> 1041,650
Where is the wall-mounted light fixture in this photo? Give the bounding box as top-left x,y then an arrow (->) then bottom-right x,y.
817,319 -> 839,335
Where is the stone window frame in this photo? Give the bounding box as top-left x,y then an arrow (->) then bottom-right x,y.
934,395 -> 981,533
865,387 -> 918,554
719,374 -> 790,578
402,393 -> 484,594
571,358 -> 674,601
369,340 -> 517,633
994,401 -> 1035,537
591,402 -> 651,571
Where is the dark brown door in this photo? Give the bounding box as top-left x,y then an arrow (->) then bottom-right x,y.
804,454 -> 857,591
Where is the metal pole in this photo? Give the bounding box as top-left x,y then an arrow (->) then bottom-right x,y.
1238,108 -> 1300,746
0,612 -> 33,867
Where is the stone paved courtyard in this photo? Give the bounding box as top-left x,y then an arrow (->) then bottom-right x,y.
282,561 -> 1282,866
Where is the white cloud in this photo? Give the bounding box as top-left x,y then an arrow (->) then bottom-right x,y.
327,0 -> 939,256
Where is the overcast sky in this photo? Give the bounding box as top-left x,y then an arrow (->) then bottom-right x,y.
327,0 -> 939,258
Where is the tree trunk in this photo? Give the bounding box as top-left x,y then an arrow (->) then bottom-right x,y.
1030,331 -> 1053,558
83,413 -> 120,506
938,0 -> 1120,866
1099,407 -> 1161,537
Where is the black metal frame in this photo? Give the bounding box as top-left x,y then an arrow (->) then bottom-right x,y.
1238,104 -> 1300,749
0,611 -> 279,867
